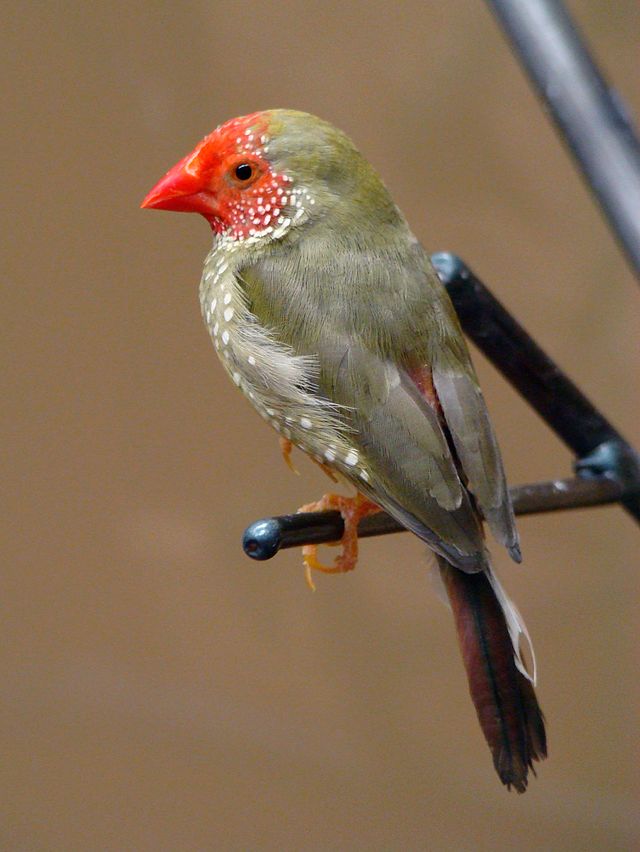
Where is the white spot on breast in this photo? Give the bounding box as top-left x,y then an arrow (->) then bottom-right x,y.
223,307 -> 234,322
232,372 -> 241,385
222,330 -> 230,346
213,322 -> 219,336
324,448 -> 336,463
248,355 -> 256,366
359,469 -> 370,483
345,450 -> 358,466
300,416 -> 312,430
272,217 -> 291,238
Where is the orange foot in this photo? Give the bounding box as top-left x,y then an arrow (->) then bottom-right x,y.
297,492 -> 381,590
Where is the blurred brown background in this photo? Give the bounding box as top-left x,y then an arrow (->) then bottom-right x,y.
4,2 -> 639,849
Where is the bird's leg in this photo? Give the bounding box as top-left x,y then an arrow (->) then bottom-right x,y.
297,492 -> 381,590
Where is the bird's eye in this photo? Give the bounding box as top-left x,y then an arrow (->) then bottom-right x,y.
234,163 -> 253,181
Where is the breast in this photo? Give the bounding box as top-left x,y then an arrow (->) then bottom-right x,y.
198,247 -> 370,485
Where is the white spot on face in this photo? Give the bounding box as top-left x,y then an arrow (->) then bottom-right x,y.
300,416 -> 312,430
223,307 -> 234,322
345,450 -> 358,466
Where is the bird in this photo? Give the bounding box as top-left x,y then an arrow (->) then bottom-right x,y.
141,109 -> 547,792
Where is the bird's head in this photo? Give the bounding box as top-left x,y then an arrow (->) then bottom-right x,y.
141,109 -> 398,245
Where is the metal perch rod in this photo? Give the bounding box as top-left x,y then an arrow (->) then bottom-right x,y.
243,476 -> 627,561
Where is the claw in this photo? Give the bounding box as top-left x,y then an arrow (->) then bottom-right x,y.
279,437 -> 299,475
279,437 -> 338,483
297,492 -> 381,590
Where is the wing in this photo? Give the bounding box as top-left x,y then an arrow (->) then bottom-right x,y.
318,256 -> 519,567
410,261 -> 520,561
431,345 -> 521,561
322,339 -> 489,572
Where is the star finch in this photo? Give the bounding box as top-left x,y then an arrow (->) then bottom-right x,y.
142,109 -> 547,791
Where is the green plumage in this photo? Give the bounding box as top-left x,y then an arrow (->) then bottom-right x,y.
229,110 -> 519,570
144,108 -> 544,790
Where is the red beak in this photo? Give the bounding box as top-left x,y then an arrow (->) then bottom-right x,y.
140,151 -> 218,219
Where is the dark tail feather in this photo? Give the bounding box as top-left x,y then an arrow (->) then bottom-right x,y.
438,557 -> 547,792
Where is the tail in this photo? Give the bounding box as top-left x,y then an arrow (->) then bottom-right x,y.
438,556 -> 547,792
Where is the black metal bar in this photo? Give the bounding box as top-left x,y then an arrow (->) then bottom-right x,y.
486,0 -> 640,279
433,254 -> 640,523
243,476 -> 627,561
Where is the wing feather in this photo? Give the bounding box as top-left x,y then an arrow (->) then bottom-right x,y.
432,350 -> 521,561
325,341 -> 488,572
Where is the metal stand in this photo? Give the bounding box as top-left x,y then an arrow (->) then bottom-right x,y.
242,0 -> 640,562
